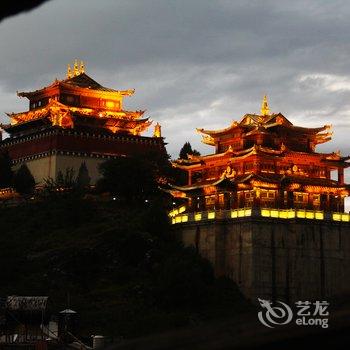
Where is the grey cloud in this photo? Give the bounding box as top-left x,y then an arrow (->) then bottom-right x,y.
1,0 -> 350,157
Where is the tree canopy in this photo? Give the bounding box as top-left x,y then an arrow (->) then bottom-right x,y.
179,142 -> 200,160
13,163 -> 35,195
76,162 -> 91,190
0,197 -> 248,338
97,155 -> 159,201
96,150 -> 175,202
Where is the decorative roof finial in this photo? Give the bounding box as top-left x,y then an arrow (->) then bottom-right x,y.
67,64 -> 72,79
73,59 -> 79,76
153,122 -> 162,138
80,60 -> 85,74
261,95 -> 270,116
67,60 -> 85,78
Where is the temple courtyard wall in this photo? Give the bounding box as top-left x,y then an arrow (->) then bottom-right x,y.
2,129 -> 165,186
13,154 -> 103,185
173,212 -> 350,303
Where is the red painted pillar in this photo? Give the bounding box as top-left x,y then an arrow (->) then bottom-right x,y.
188,170 -> 192,185
338,168 -> 344,185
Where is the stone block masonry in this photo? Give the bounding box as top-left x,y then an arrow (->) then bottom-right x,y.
173,214 -> 350,303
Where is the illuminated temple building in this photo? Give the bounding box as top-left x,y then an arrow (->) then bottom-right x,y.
0,61 -> 164,184
169,97 -> 350,302
171,96 -> 350,213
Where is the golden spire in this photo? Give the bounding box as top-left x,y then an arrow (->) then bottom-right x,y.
153,122 -> 162,138
73,59 -> 79,76
260,95 -> 270,116
67,64 -> 72,79
80,60 -> 85,74
67,60 -> 85,78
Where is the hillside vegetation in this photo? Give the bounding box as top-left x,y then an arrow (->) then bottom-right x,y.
0,196 -> 249,339
0,153 -> 250,339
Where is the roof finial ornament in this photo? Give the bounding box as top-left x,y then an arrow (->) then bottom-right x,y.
67,64 -> 72,79
73,59 -> 79,76
153,122 -> 162,138
67,60 -> 85,78
80,60 -> 85,74
261,95 -> 270,116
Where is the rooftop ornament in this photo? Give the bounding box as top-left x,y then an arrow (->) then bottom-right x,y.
67,59 -> 85,79
260,95 -> 270,116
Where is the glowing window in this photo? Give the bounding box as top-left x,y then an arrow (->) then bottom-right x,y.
208,212 -> 215,219
194,213 -> 202,221
205,196 -> 216,206
313,194 -> 320,202
106,100 -> 115,108
294,192 -> 308,203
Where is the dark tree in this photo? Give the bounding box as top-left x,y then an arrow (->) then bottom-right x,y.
97,156 -> 160,201
56,170 -> 64,186
0,150 -> 13,188
179,142 -> 200,160
13,164 -> 35,195
76,162 -> 91,190
58,168 -> 76,188
143,150 -> 174,185
43,168 -> 76,194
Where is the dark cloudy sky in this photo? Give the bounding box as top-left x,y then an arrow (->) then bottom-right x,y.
1,0 -> 350,159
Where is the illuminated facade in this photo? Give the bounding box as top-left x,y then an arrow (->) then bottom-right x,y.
169,97 -> 350,302
170,97 -> 350,213
0,61 -> 165,184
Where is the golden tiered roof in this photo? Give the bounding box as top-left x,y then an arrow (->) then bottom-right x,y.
5,62 -> 153,136
196,96 -> 332,149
